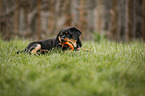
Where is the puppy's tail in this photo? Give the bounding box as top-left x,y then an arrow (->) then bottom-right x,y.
16,50 -> 25,54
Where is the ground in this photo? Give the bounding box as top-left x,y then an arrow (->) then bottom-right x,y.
0,38 -> 145,96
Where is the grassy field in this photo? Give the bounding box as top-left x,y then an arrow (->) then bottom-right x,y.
0,38 -> 145,96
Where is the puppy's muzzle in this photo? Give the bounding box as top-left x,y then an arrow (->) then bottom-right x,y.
61,38 -> 65,42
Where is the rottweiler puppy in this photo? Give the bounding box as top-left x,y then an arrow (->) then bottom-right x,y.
17,27 -> 82,54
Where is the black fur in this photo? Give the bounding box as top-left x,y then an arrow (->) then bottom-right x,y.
17,27 -> 82,54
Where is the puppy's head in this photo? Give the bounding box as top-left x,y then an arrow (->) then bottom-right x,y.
57,27 -> 82,49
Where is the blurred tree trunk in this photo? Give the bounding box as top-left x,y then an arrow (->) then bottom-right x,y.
48,0 -> 55,36
25,1 -> 29,38
0,0 -> 2,32
103,0 -> 112,39
117,0 -> 126,41
110,0 -> 118,41
87,0 -> 96,33
96,0 -> 104,33
5,0 -> 12,40
127,0 -> 134,41
0,0 -> 1,13
126,0 -> 131,41
132,0 -> 136,38
14,0 -> 19,35
142,0 -> 145,41
79,0 -> 88,39
71,0 -> 79,27
65,0 -> 72,26
36,0 -> 41,40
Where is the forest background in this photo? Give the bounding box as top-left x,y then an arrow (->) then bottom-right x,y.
0,0 -> 145,42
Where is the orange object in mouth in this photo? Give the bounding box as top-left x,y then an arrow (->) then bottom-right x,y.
62,42 -> 74,50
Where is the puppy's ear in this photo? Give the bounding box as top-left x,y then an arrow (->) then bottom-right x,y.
70,27 -> 82,40
56,29 -> 63,42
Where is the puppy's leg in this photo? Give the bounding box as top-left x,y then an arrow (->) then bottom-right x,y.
30,44 -> 41,54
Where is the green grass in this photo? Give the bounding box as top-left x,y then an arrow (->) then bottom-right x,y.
0,38 -> 145,96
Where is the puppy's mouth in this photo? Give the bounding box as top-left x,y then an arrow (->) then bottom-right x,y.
62,38 -> 77,47
58,36 -> 77,47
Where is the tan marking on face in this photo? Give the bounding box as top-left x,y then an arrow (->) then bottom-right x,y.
58,36 -> 62,43
64,38 -> 77,47
31,44 -> 41,54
